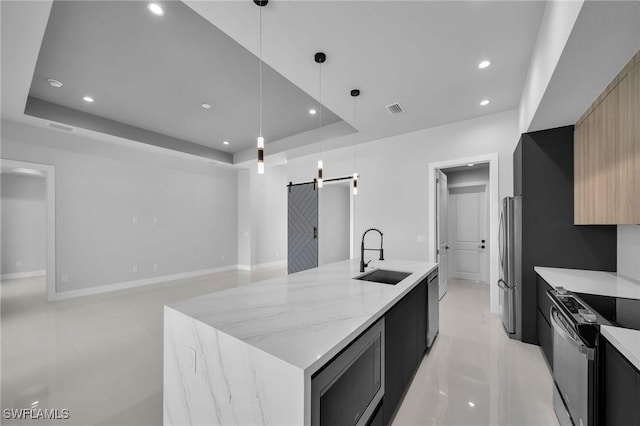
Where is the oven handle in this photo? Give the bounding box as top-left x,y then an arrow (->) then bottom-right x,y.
550,306 -> 594,361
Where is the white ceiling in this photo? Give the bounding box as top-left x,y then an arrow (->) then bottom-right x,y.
186,0 -> 546,160
3,1 -> 638,166
27,0 -> 344,157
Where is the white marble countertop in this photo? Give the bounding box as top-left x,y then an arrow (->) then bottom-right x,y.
169,259 -> 437,374
601,326 -> 640,371
534,267 -> 640,300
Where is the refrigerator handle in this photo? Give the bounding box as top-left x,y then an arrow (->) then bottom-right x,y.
497,278 -> 513,290
498,208 -> 504,267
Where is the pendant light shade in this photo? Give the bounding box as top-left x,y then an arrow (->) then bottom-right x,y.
257,136 -> 264,174
351,89 -> 360,195
317,160 -> 323,188
255,0 -> 268,174
353,172 -> 358,195
315,52 -> 326,187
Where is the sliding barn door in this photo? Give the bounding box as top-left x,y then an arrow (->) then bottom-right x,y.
288,183 -> 318,274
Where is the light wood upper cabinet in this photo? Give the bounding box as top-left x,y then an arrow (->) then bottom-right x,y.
575,51 -> 640,224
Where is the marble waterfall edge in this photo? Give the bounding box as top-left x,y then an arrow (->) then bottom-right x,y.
163,306 -> 304,425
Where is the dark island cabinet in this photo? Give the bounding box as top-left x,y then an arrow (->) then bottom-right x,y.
383,278 -> 427,425
601,340 -> 640,426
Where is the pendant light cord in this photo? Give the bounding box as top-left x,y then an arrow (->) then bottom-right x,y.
318,61 -> 322,158
259,6 -> 263,138
353,95 -> 357,171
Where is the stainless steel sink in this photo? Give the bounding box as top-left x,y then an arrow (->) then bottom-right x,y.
355,269 -> 412,285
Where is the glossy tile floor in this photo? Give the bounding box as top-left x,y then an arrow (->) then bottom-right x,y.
393,278 -> 559,426
1,268 -> 284,426
2,274 -> 558,426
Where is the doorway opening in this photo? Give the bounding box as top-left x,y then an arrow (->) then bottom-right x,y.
442,164 -> 490,283
428,154 -> 500,313
319,181 -> 351,266
0,159 -> 56,302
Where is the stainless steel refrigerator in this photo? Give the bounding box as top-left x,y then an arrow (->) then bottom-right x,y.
498,196 -> 522,340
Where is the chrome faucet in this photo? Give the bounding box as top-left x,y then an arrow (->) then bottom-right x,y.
360,228 -> 384,272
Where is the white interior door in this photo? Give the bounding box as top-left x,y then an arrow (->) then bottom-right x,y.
437,170 -> 449,299
449,185 -> 488,282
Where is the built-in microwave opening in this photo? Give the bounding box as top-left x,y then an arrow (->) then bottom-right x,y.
311,318 -> 385,426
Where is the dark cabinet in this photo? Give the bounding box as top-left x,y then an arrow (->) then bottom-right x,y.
514,127 -> 617,344
536,309 -> 552,369
535,275 -> 553,369
383,279 -> 427,425
366,402 -> 384,426
636,374 -> 640,426
602,340 -> 640,426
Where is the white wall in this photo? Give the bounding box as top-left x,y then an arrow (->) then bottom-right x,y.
1,173 -> 46,276
252,165 -> 287,266
618,225 -> 640,281
1,119 -> 239,294
518,0 -> 584,132
238,164 -> 287,269
319,184 -> 350,266
285,109 -> 520,264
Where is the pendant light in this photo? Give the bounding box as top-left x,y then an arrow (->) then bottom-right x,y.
255,0 -> 268,174
351,89 -> 360,195
315,52 -> 326,188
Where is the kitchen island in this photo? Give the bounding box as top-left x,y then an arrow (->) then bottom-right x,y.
163,259 -> 437,426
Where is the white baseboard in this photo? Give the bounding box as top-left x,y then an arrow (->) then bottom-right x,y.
1,270 -> 46,280
50,265 -> 239,301
237,260 -> 287,271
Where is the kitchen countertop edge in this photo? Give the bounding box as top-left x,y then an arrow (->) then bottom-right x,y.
600,325 -> 640,371
168,259 -> 438,376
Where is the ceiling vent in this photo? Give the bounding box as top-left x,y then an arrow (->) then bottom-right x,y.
385,102 -> 405,115
48,122 -> 74,131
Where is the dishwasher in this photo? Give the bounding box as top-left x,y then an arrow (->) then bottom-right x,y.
427,269 -> 439,347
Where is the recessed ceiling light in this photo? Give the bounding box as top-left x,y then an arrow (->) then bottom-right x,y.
201,103 -> 212,109
223,141 -> 229,145
468,402 -> 475,407
83,96 -> 94,103
468,163 -> 475,167
478,60 -> 491,69
480,99 -> 490,106
309,108 -> 317,115
147,2 -> 164,16
47,79 -> 63,88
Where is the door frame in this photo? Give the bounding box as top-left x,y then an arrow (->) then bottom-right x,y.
448,181 -> 489,282
427,153 -> 499,314
1,159 -> 56,302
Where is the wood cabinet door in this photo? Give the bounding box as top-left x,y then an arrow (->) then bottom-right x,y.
574,52 -> 640,224
618,62 -> 640,222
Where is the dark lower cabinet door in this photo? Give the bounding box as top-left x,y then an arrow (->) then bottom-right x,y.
366,402 -> 383,426
536,309 -> 552,370
402,289 -> 418,387
636,373 -> 640,426
383,283 -> 427,425
384,300 -> 406,426
604,341 -> 638,426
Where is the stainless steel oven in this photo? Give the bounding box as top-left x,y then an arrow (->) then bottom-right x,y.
311,318 -> 384,426
547,288 -> 610,426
